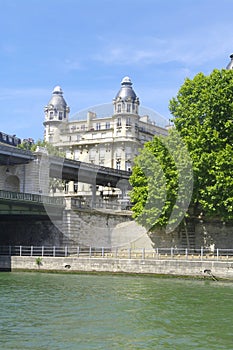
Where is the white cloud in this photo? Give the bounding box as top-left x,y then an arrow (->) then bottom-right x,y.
92,21 -> 232,69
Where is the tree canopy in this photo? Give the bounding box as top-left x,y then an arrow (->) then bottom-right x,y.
129,128 -> 193,232
130,68 -> 233,232
170,69 -> 233,221
18,139 -> 64,157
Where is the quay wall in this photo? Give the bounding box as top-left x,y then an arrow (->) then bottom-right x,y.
1,256 -> 233,280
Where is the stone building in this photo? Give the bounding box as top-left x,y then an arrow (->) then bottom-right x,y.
43,77 -> 168,198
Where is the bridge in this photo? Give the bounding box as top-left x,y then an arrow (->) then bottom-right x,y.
0,143 -> 34,165
0,190 -> 65,219
0,144 -> 131,188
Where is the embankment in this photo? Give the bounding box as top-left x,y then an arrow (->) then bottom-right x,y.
1,256 -> 233,280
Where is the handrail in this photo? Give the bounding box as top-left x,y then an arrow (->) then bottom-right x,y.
0,190 -> 65,206
0,245 -> 233,260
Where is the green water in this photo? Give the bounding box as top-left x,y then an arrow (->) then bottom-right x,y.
0,273 -> 232,350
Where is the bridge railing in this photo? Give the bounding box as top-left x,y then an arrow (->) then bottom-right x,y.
0,190 -> 65,206
1,245 -> 233,260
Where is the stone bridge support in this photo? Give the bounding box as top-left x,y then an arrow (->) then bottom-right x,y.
0,148 -> 50,195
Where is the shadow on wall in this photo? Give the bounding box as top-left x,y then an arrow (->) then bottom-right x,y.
0,256 -> 11,271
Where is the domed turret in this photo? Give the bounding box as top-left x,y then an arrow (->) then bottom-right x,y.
43,86 -> 70,143
47,85 -> 68,109
226,54 -> 233,70
113,76 -> 140,114
44,85 -> 70,123
115,76 -> 137,101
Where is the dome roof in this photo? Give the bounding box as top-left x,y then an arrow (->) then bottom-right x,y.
226,54 -> 233,70
47,85 -> 67,109
115,76 -> 137,101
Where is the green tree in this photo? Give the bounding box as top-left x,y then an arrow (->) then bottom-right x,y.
129,128 -> 193,232
18,139 -> 64,157
169,69 -> 233,220
130,68 -> 233,233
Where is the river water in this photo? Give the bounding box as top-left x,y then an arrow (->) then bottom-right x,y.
0,272 -> 232,350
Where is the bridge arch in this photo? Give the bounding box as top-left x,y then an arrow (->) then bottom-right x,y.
4,175 -> 20,192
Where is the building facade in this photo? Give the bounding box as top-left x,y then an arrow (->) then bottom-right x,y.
43,77 -> 168,198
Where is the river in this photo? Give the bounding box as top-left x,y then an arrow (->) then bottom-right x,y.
0,272 -> 232,349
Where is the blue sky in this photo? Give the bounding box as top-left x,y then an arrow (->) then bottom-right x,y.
0,0 -> 233,140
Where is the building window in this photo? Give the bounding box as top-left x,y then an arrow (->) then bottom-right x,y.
125,160 -> 131,172
81,124 -> 86,130
117,104 -> 121,113
96,123 -> 101,130
117,118 -> 121,127
116,160 -> 121,170
99,149 -> 105,159
73,182 -> 78,193
126,117 -> 131,126
58,111 -> 63,120
127,104 -> 131,113
49,111 -> 53,119
89,149 -> 96,160
105,122 -> 110,129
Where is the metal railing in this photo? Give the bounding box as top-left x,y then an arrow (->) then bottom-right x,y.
0,190 -> 65,206
70,197 -> 131,211
0,246 -> 233,260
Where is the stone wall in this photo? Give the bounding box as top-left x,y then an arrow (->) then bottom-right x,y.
0,218 -> 63,246
60,208 -> 154,249
0,151 -> 50,195
1,256 -> 233,280
194,219 -> 233,249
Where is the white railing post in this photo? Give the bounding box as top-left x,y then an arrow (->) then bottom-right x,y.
53,246 -> 56,257
171,247 -> 174,259
102,247 -> 104,258
42,246 -> 44,257
185,248 -> 188,260
89,246 -> 92,258
65,246 -> 68,257
201,247 -> 203,261
30,246 -> 33,257
19,246 -> 22,257
77,246 -> 80,257
217,248 -> 219,261
142,248 -> 145,260
128,248 -> 131,259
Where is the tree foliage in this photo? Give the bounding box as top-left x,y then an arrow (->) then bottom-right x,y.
129,129 -> 193,232
130,68 -> 233,232
18,139 -> 64,157
170,69 -> 233,220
